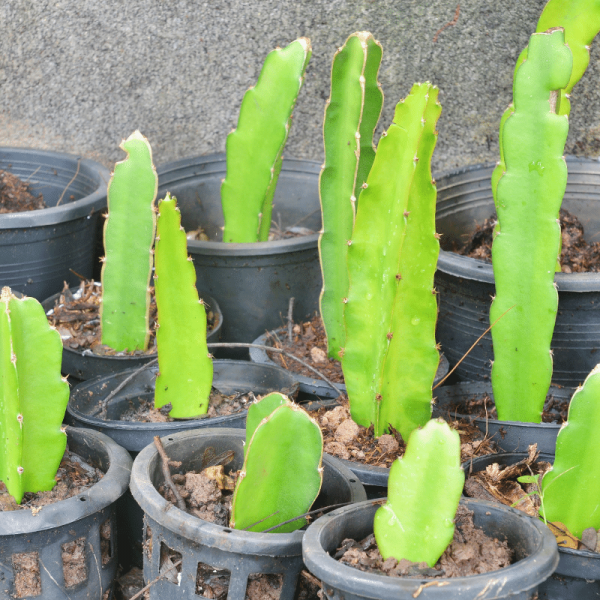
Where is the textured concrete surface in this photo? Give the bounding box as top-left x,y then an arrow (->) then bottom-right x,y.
1,0 -> 600,174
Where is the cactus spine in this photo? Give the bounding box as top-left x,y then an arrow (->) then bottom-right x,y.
221,38 -> 312,243
154,193 -> 213,418
374,419 -> 464,566
0,288 -> 69,503
318,32 -> 383,359
490,30 -> 572,422
342,83 -> 442,440
101,131 -> 157,352
231,397 -> 323,533
541,364 -> 600,538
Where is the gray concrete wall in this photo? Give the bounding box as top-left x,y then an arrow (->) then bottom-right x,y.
2,0 -> 600,174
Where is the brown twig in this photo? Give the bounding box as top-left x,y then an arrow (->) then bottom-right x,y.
413,581 -> 450,598
154,436 -> 187,512
128,559 -> 182,600
287,297 -> 295,343
432,4 -> 460,43
68,268 -> 87,281
57,158 -> 81,206
207,342 -> 344,397
433,305 -> 515,390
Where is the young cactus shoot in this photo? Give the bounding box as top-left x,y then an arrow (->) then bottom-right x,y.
154,193 -> 213,418
342,83 -> 442,440
374,419 -> 464,566
541,364 -> 600,538
0,288 -> 69,504
101,130 -> 157,352
231,394 -> 323,533
318,32 -> 383,359
490,30 -> 572,422
221,38 -> 312,243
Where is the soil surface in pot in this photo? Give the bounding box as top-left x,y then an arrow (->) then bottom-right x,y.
463,444 -> 600,554
314,399 -> 498,468
186,221 -> 315,242
46,280 -> 219,356
440,390 -> 570,424
337,504 -> 511,578
0,447 -> 110,596
457,208 -> 600,273
0,170 -> 46,213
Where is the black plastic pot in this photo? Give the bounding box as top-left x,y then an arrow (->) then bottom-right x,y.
250,327 -> 450,399
130,427 -> 366,600
434,381 -> 571,455
435,156 -> 600,387
0,148 -> 109,301
0,427 -> 132,600
302,497 -> 559,600
156,154 -> 322,357
463,452 -> 600,599
42,287 -> 222,382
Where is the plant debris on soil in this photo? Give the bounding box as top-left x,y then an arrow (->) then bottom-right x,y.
440,391 -> 570,424
0,170 -> 46,213
119,390 -> 258,422
185,222 -> 315,243
458,208 -> 600,273
313,399 -> 498,468
46,279 -> 219,356
337,504 -> 512,579
463,444 -> 600,554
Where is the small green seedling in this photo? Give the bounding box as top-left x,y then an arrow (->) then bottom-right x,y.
153,193 -> 213,418
0,287 -> 70,504
374,419 -> 464,566
221,38 -> 312,243
101,130 -> 157,352
230,393 -> 323,533
342,82 -> 442,440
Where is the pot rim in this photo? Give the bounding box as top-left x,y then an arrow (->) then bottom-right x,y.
0,147 -> 110,229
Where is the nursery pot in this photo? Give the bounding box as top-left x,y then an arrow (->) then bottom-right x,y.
0,427 -> 132,600
435,156 -> 600,387
302,497 -> 559,600
68,359 -> 299,569
433,381 -> 571,455
156,154 -> 322,357
464,452 -> 600,599
250,327 -> 450,399
129,427 -> 367,600
0,148 -> 109,300
42,287 -> 223,382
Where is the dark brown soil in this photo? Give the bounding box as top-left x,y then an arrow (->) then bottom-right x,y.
119,389 -> 256,422
458,208 -> 600,273
0,170 -> 46,213
337,504 -> 512,579
314,399 -> 498,468
47,279 -> 219,356
440,390 -> 570,424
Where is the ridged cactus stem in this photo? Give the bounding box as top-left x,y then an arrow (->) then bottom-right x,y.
541,364 -> 600,537
490,30 -> 572,422
221,38 -> 312,243
318,32 -> 383,359
374,419 -> 464,566
0,288 -> 69,504
101,131 -> 157,352
153,193 -> 213,418
231,397 -> 323,533
342,83 -> 442,440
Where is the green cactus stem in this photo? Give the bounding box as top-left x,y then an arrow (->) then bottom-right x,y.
0,288 -> 69,504
490,30 -> 572,422
231,401 -> 323,533
101,130 -> 157,352
153,193 -> 213,418
342,83 -> 442,440
541,365 -> 600,537
374,419 -> 464,566
318,32 -> 383,359
244,392 -> 288,456
221,38 -> 311,243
